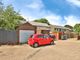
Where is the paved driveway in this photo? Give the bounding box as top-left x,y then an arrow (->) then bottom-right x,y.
0,38 -> 80,60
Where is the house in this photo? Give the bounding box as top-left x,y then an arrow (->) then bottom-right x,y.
16,21 -> 50,43
50,25 -> 73,40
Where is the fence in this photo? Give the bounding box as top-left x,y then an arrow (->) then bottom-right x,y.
0,29 -> 18,45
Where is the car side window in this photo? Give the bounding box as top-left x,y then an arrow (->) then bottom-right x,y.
49,34 -> 55,38
37,35 -> 44,38
44,35 -> 49,38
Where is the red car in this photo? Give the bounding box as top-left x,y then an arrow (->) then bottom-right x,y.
28,34 -> 54,48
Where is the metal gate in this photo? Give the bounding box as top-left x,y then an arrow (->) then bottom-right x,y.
19,30 -> 34,43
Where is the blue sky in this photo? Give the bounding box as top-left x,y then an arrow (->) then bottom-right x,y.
2,0 -> 80,26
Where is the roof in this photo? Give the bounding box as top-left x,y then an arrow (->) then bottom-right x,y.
20,21 -> 50,27
50,25 -> 71,30
29,22 -> 50,27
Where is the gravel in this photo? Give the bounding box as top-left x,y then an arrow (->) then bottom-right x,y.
0,38 -> 80,60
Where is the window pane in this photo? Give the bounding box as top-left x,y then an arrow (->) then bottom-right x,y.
37,35 -> 44,38
44,35 -> 49,38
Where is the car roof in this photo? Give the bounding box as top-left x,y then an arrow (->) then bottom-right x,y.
33,34 -> 44,36
33,34 -> 51,37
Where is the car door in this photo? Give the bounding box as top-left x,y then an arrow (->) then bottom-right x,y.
37,35 -> 44,45
44,35 -> 51,44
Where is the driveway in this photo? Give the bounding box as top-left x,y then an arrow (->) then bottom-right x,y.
0,38 -> 80,60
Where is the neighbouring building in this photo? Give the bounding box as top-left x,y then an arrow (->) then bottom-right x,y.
16,21 -> 50,43
50,25 -> 73,40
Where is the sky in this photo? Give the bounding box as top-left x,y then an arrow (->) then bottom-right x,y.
2,0 -> 80,26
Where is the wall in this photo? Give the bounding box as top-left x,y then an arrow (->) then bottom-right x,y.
36,26 -> 50,34
16,22 -> 36,30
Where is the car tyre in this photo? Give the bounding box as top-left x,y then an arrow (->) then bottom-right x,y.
33,43 -> 39,48
50,41 -> 54,45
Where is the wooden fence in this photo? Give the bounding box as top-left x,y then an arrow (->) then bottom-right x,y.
0,29 -> 18,45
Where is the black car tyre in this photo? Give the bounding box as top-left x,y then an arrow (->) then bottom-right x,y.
50,41 -> 54,45
33,43 -> 39,48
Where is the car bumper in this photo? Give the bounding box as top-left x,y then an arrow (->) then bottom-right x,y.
28,40 -> 34,46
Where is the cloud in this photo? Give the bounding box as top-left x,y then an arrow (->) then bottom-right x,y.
44,14 -> 63,26
3,0 -> 80,26
26,0 -> 44,9
24,0 -> 80,26
20,0 -> 45,18
20,0 -> 65,26
64,15 -> 80,26
21,10 -> 64,26
66,0 -> 80,7
2,0 -> 15,5
21,14 -> 36,21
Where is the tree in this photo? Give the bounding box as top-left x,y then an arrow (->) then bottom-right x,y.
64,25 -> 73,29
0,0 -> 3,15
0,5 -> 24,30
74,24 -> 80,35
34,18 -> 50,25
74,24 -> 80,40
0,1 -> 4,27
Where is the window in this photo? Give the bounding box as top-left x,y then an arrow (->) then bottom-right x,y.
54,28 -> 56,30
57,28 -> 59,31
37,35 -> 44,38
44,35 -> 49,38
59,29 -> 61,32
49,34 -> 55,38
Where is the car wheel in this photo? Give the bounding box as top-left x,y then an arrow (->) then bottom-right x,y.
33,43 -> 39,48
50,41 -> 54,45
